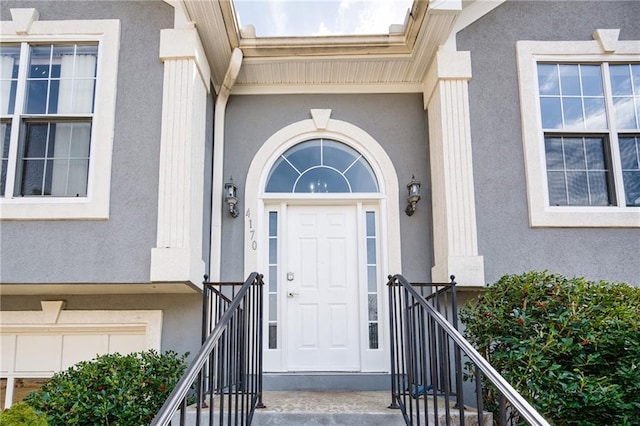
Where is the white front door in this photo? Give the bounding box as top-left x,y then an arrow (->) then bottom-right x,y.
285,205 -> 360,371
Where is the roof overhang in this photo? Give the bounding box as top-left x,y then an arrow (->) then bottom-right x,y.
177,0 -> 464,94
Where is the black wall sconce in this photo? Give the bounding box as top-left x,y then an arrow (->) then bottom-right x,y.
224,177 -> 239,218
405,175 -> 421,216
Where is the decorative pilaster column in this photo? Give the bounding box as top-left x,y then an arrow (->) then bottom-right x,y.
423,50 -> 485,286
150,28 -> 211,286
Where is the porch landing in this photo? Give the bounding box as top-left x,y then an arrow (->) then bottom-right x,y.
174,391 -> 491,425
252,390 -> 404,425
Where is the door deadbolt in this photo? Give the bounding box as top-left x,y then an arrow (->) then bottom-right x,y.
287,272 -> 294,281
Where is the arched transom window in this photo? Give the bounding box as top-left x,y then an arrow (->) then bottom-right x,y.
265,139 -> 379,193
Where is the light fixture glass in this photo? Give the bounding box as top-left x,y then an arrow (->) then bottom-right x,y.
405,175 -> 421,216
224,177 -> 239,218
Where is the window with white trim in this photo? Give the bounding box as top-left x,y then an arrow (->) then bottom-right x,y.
538,63 -> 639,207
1,43 -> 97,197
0,13 -> 119,219
517,34 -> 640,227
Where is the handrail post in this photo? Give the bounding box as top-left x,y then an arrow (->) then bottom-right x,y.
387,276 -> 400,409
151,272 -> 265,426
387,274 -> 550,426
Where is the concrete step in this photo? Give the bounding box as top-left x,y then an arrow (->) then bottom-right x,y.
253,391 -> 403,425
173,390 -> 492,426
263,372 -> 390,391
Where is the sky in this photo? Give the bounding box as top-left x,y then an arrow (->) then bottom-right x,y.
233,0 -> 414,38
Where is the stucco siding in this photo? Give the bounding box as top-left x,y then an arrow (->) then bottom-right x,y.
458,0 -> 640,285
0,1 -> 174,284
221,94 -> 432,282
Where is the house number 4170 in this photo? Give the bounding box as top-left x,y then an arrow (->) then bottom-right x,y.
246,208 -> 257,250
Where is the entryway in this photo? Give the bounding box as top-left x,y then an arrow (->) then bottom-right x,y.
244,112 -> 403,374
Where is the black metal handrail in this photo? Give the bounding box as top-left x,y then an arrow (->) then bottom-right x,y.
388,274 -> 550,426
151,273 -> 265,426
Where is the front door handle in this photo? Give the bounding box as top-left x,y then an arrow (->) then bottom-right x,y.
287,292 -> 299,298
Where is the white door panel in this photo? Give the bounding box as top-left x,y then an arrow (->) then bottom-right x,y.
286,206 -> 360,371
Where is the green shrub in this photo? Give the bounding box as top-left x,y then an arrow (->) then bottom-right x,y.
0,402 -> 47,425
24,349 -> 188,426
460,271 -> 640,426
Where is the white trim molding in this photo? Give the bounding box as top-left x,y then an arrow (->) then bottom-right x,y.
151,29 -> 212,286
0,10 -> 120,220
424,50 -> 485,286
516,33 -> 640,228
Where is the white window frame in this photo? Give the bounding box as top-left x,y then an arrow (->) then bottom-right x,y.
0,12 -> 119,219
517,33 -> 640,227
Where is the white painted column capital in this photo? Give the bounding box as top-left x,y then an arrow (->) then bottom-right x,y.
423,50 -> 485,286
423,50 -> 472,108
159,28 -> 211,93
151,29 -> 209,286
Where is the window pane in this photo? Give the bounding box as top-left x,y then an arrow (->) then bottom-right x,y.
53,122 -> 91,158
47,79 -> 60,114
563,138 -> 586,170
622,171 -> 640,206
559,65 -> 581,96
583,98 -> 607,129
540,97 -> 562,129
269,211 -> 278,236
25,80 -> 49,114
610,64 -> 633,96
366,211 -> 375,236
613,97 -> 638,129
368,323 -> 379,350
367,238 -> 376,264
323,139 -> 358,172
547,171 -> 567,205
566,171 -> 589,205
268,324 -> 277,349
537,64 -> 559,95
345,160 -> 378,192
286,140 -> 320,171
544,137 -> 564,169
368,294 -> 378,321
367,266 -> 377,292
620,137 -> 640,206
619,137 -> 640,170
587,171 -> 610,206
21,159 -> 46,195
585,138 -> 606,170
269,238 -> 277,263
580,65 -> 603,96
24,123 -> 51,157
65,159 -> 89,196
29,46 -> 53,78
0,45 -> 20,114
0,122 -> 10,196
269,266 -> 277,291
269,294 -> 277,321
294,167 -> 349,193
265,158 -> 298,192
632,64 -> 640,94
562,97 -> 584,129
